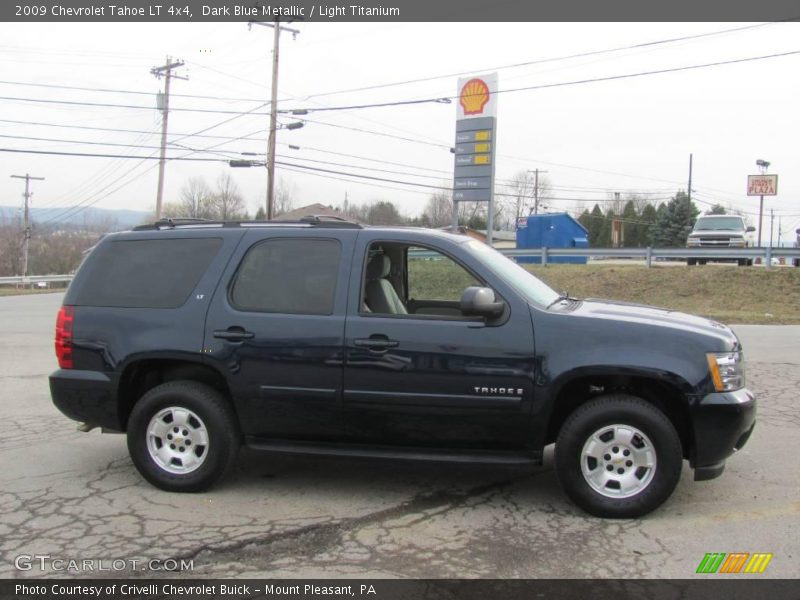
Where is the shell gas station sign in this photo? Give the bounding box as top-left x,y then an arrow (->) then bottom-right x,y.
453,73 -> 498,205
457,73 -> 497,119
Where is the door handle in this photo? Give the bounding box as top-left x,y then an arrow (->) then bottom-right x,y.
354,336 -> 399,351
213,327 -> 255,341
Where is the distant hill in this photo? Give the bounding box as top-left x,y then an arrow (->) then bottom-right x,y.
0,206 -> 150,231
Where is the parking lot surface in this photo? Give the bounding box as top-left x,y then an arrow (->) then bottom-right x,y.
1,293 -> 798,579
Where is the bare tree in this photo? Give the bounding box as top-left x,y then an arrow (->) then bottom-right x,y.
211,173 -> 247,220
501,170 -> 553,228
423,190 -> 453,227
179,177 -> 214,219
274,178 -> 296,217
0,214 -> 23,276
504,170 -> 535,225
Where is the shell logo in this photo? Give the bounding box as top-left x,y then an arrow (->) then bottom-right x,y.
459,78 -> 490,115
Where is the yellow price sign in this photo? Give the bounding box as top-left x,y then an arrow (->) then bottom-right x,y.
474,131 -> 491,141
474,155 -> 491,165
474,143 -> 491,153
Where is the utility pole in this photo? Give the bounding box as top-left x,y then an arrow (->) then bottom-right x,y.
528,168 -> 549,215
755,159 -> 770,248
250,19 -> 300,220
769,209 -> 774,248
10,173 -> 45,277
150,57 -> 187,221
687,153 -> 693,227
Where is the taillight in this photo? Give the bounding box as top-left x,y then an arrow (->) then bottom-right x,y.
55,306 -> 75,369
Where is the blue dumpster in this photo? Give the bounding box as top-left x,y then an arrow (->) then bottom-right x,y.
516,213 -> 588,264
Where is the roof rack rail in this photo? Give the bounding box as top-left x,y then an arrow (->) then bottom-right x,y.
133,218 -> 211,231
298,215 -> 361,228
132,215 -> 362,231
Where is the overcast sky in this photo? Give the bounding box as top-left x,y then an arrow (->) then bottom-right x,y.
1,21 -> 798,239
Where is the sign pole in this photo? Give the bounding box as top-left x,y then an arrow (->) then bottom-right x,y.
453,73 -> 498,244
746,170 -> 777,248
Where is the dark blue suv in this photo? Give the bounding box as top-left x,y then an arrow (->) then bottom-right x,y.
50,217 -> 756,518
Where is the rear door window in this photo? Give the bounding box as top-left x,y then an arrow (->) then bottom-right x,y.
230,238 -> 342,315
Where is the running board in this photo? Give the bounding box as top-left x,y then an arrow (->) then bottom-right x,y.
245,437 -> 542,465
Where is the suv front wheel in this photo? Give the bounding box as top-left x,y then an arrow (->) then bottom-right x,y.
127,381 -> 240,492
555,394 -> 682,518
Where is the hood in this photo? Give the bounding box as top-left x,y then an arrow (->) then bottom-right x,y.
572,298 -> 739,350
688,228 -> 745,237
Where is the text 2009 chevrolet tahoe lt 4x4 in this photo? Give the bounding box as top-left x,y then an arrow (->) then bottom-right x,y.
50,217 -> 756,518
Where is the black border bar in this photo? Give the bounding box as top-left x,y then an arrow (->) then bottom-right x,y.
3,0 -> 800,22
2,579 -> 800,600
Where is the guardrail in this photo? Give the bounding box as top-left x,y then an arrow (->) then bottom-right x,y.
0,274 -> 75,286
1,247 -> 798,286
498,246 -> 800,268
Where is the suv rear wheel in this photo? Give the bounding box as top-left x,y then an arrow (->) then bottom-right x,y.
127,381 -> 240,492
555,394 -> 682,518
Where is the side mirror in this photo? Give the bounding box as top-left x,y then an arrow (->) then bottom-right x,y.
746,226 -> 756,233
461,286 -> 505,319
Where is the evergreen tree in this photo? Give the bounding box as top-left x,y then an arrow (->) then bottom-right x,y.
587,204 -> 604,246
621,200 -> 639,247
650,191 -> 700,247
578,209 -> 592,237
640,203 -> 658,246
599,209 -> 614,247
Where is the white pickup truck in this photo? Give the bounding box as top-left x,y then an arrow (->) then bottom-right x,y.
686,215 -> 755,267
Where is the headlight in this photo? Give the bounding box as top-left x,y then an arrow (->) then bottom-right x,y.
687,238 -> 700,247
706,352 -> 745,392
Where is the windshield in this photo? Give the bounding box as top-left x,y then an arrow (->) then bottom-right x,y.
693,217 -> 745,231
463,240 -> 560,307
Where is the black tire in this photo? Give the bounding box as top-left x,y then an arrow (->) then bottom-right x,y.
687,258 -> 696,266
127,380 -> 240,492
555,394 -> 682,518
698,259 -> 707,265
737,259 -> 747,267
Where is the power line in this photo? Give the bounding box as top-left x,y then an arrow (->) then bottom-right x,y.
290,49 -> 800,114
0,79 -> 271,104
13,46 -> 790,121
33,125 -> 161,211
0,132 -> 181,152
0,95 -> 271,115
298,117 -> 450,148
0,148 -> 226,161
279,97 -> 452,114
0,118 -> 266,142
302,22 -> 783,100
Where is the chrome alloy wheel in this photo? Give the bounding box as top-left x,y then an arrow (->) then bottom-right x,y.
146,407 -> 210,474
581,424 -> 657,498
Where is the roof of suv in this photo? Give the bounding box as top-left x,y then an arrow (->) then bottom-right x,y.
130,216 -> 468,241
132,215 -> 363,231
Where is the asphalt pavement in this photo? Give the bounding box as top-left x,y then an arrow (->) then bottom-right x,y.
1,293 -> 797,579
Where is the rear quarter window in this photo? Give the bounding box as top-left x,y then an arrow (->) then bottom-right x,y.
72,238 -> 223,308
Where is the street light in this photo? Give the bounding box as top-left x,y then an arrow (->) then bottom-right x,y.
755,159 -> 770,247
